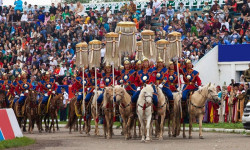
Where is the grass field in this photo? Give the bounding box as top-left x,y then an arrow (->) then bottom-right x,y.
0,137 -> 35,149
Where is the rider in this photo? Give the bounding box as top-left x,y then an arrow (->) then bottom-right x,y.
182,59 -> 202,102
131,57 -> 158,117
72,69 -> 88,114
118,58 -> 136,96
13,73 -> 21,104
96,62 -> 120,114
85,67 -> 101,106
2,73 -> 13,107
134,59 -> 142,71
40,72 -> 58,112
17,71 -> 33,115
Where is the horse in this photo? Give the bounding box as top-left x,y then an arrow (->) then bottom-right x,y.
66,96 -> 84,134
114,85 -> 134,140
48,93 -> 64,133
25,90 -> 41,134
137,84 -> 154,142
91,90 -> 103,136
0,90 -> 6,108
102,87 -> 114,139
171,92 -> 182,137
14,91 -> 29,132
154,86 -> 167,140
183,83 -> 219,139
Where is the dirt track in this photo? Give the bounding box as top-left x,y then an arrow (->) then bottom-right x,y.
12,127 -> 250,150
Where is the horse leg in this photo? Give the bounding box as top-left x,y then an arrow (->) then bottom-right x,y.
199,114 -> 204,139
122,115 -> 127,140
189,114 -> 192,139
56,116 -> 59,131
23,117 -> 27,132
183,121 -> 186,138
146,114 -> 152,142
133,119 -> 137,139
138,120 -> 141,137
103,118 -> 107,139
138,115 -> 145,142
159,114 -> 165,140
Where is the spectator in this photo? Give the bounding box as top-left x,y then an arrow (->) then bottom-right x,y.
203,1 -> 211,13
60,87 -> 68,121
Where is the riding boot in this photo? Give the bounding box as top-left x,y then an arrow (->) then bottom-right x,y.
97,103 -> 102,116
18,104 -> 22,116
129,102 -> 136,119
76,101 -> 81,114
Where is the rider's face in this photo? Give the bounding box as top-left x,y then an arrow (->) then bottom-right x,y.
143,61 -> 149,68
124,64 -> 130,70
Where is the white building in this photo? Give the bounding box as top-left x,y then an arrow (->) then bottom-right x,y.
194,46 -> 250,86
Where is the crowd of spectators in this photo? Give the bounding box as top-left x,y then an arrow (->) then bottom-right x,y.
0,0 -> 249,84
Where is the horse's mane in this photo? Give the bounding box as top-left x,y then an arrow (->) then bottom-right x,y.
0,90 -> 5,95
103,87 -> 113,108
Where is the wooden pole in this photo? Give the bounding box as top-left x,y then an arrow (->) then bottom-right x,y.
95,66 -> 98,120
82,65 -> 85,116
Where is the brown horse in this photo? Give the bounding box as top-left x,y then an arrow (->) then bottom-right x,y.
114,85 -> 133,140
14,92 -> 29,132
183,83 -> 219,139
102,87 -> 114,139
66,96 -> 84,134
25,90 -> 41,133
48,93 -> 63,133
0,90 -> 6,108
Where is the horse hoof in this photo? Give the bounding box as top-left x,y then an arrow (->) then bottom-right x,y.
172,134 -> 176,137
168,134 -> 172,137
159,137 -> 163,140
183,135 -> 186,139
199,136 -> 204,139
87,133 -> 90,136
141,139 -> 145,143
146,137 -> 151,141
80,131 -> 83,134
121,131 -> 124,135
189,136 -> 192,139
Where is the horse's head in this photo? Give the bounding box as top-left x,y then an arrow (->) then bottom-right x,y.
55,93 -> 64,107
141,84 -> 154,105
206,83 -> 220,102
104,87 -> 114,102
28,90 -> 37,103
114,85 -> 124,104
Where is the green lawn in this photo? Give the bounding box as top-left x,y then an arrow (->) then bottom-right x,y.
185,122 -> 244,129
0,137 -> 35,149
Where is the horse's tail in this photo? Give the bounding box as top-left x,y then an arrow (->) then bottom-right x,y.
65,102 -> 77,128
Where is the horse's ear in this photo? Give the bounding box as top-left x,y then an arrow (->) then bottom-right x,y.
143,83 -> 146,87
208,82 -> 211,87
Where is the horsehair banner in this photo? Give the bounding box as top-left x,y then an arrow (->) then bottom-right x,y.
0,109 -> 23,141
156,39 -> 170,65
105,32 -> 120,67
76,42 -> 89,67
115,21 -> 137,56
167,31 -> 182,59
89,40 -> 102,68
141,30 -> 156,61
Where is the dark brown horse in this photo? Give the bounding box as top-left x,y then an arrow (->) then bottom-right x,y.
14,92 -> 28,132
25,90 -> 41,133
66,96 -> 84,134
0,90 -> 6,108
48,93 -> 64,133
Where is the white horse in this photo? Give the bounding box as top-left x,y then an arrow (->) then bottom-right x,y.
137,84 -> 154,142
184,83 -> 219,139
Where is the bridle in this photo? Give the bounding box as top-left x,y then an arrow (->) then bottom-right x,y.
191,89 -> 218,109
138,92 -> 153,110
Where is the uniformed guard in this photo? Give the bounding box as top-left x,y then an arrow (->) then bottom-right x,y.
96,62 -> 120,112
159,61 -> 178,101
13,73 -> 21,104
182,59 -> 202,101
40,72 -> 58,112
2,73 -> 12,107
131,57 -> 158,117
119,58 -> 136,96
134,60 -> 142,71
16,71 -> 32,115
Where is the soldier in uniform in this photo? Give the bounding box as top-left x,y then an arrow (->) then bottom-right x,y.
2,73 -> 13,107
182,59 -> 202,102
97,63 -> 120,113
39,72 -> 58,112
72,70 -> 88,114
119,59 -> 137,96
134,60 -> 142,71
13,73 -> 21,104
85,67 -> 101,104
131,57 -> 158,117
16,71 -> 33,115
